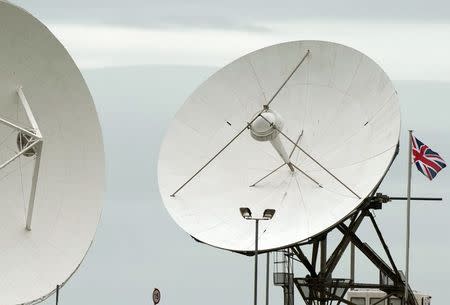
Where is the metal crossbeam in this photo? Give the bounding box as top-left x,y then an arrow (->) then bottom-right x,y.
0,87 -> 42,140
337,223 -> 398,282
0,139 -> 40,170
170,120 -> 255,197
288,198 -> 421,305
170,51 -> 311,197
368,213 -> 400,277
259,116 -> 361,199
325,210 -> 366,278
289,130 -> 303,159
249,163 -> 286,187
311,241 -> 319,271
0,87 -> 44,231
0,117 -> 37,139
292,245 -> 317,277
17,86 -> 42,138
291,162 -> 322,188
26,141 -> 43,231
265,50 -> 310,108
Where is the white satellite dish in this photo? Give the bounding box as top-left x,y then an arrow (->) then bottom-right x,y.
158,40 -> 400,252
0,2 -> 104,304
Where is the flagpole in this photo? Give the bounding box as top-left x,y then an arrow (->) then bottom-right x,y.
405,130 -> 413,304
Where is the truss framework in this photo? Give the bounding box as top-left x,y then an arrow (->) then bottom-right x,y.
0,86 -> 43,230
276,194 -> 417,305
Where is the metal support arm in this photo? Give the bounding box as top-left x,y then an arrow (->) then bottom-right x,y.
259,115 -> 361,199
325,210 -> 366,278
337,223 -> 398,281
26,141 -> 43,231
292,245 -> 317,277
0,86 -> 43,231
17,86 -> 42,138
171,51 -> 311,197
0,139 -> 40,170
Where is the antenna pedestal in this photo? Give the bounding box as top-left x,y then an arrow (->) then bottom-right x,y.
274,194 -> 418,305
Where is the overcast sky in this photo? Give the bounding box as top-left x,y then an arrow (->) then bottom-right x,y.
10,0 -> 450,26
6,1 -> 450,305
9,0 -> 450,81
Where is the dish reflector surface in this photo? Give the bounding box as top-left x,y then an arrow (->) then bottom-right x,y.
158,40 -> 400,252
0,2 -> 104,303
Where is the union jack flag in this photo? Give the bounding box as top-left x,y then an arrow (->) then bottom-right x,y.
412,135 -> 446,180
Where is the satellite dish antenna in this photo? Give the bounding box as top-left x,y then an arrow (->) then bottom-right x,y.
158,40 -> 400,252
0,2 -> 104,304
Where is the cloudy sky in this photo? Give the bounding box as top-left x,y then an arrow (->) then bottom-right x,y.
6,1 -> 450,305
11,0 -> 450,80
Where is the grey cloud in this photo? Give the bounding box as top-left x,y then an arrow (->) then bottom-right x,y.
9,0 -> 450,31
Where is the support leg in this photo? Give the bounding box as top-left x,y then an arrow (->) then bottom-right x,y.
26,141 -> 43,231
350,243 -> 355,286
266,252 -> 270,305
56,285 -> 60,305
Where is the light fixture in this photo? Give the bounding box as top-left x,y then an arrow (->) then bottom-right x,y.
240,207 -> 252,219
263,209 -> 276,220
239,207 -> 276,305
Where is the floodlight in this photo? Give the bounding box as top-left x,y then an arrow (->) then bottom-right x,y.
240,207 -> 252,219
263,209 -> 276,220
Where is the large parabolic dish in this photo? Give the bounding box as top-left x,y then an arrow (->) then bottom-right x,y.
0,2 -> 104,304
158,40 -> 400,253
